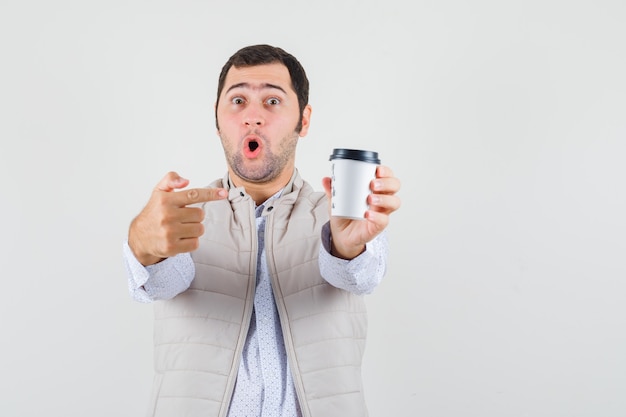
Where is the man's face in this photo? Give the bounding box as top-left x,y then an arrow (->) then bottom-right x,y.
216,63 -> 311,185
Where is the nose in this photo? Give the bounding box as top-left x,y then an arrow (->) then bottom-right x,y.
243,104 -> 264,127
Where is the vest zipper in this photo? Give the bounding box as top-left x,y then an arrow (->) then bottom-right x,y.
219,196 -> 258,417
264,211 -> 312,417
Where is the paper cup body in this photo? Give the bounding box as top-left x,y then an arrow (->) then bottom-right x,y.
329,149 -> 380,219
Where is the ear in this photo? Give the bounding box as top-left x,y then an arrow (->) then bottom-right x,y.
214,102 -> 220,135
299,104 -> 312,137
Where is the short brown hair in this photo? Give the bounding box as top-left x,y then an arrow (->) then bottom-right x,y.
215,44 -> 310,133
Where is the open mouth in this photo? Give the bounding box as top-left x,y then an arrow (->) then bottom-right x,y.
243,136 -> 262,158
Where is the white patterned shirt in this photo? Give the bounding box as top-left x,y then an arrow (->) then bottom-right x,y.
123,191 -> 388,417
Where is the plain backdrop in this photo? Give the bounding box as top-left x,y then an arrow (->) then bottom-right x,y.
1,1 -> 625,416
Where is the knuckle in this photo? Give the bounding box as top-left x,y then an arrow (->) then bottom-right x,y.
156,223 -> 174,240
155,241 -> 169,257
187,189 -> 200,202
192,207 -> 205,220
162,227 -> 177,242
162,240 -> 177,255
157,213 -> 173,228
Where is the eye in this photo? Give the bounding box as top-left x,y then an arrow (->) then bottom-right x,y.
266,97 -> 280,105
231,97 -> 245,105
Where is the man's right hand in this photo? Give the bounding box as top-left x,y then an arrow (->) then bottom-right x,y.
128,172 -> 228,266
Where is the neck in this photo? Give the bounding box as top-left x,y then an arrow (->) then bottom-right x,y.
229,168 -> 294,205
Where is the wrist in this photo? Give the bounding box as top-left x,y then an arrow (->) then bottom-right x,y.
128,234 -> 164,266
330,237 -> 366,260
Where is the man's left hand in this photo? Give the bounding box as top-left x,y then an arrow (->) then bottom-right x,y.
322,165 -> 401,260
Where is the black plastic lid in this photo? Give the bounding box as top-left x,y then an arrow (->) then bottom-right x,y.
329,148 -> 380,164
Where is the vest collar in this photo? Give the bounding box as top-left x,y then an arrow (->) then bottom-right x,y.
221,170 -> 304,207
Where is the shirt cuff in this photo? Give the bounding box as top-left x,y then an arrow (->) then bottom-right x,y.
122,241 -> 195,302
318,222 -> 388,295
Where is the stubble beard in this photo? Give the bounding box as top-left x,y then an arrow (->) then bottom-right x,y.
221,130 -> 300,184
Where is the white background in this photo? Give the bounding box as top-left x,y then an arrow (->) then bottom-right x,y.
1,1 -> 625,416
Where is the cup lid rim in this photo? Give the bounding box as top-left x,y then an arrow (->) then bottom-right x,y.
329,148 -> 380,164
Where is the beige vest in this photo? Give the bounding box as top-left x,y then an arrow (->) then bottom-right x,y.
149,171 -> 369,417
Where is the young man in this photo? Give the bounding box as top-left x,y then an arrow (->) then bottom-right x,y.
124,44 -> 401,417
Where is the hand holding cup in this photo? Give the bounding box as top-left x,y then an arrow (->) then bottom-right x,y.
322,149 -> 401,259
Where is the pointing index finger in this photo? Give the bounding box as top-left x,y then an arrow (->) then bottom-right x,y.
171,187 -> 228,207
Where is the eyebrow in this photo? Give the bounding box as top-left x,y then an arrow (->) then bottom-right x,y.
225,82 -> 288,95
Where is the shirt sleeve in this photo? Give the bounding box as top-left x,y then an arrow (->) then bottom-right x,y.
122,241 -> 195,302
318,222 -> 388,295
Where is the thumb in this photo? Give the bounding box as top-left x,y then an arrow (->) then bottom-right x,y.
321,177 -> 332,200
156,171 -> 189,192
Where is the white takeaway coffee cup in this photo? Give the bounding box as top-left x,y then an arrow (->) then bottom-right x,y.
329,148 -> 381,219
